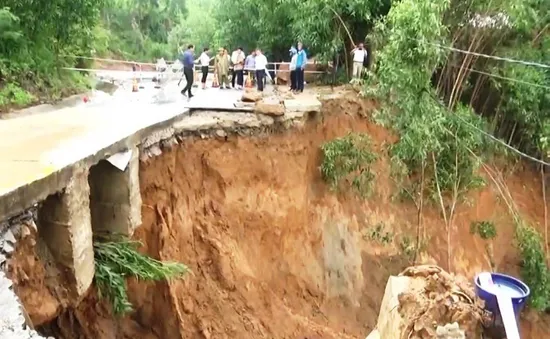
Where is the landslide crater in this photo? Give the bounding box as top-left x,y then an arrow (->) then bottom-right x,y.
8,94 -> 550,338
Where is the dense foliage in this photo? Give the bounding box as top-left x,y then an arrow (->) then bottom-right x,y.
369,0 -> 549,308
0,1 -> 103,109
214,0 -> 390,62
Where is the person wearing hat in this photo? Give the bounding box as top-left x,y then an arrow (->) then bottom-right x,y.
214,47 -> 231,89
289,46 -> 298,92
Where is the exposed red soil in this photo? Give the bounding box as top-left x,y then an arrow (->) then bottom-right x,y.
8,94 -> 550,338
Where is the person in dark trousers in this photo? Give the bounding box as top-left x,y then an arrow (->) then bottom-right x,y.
231,47 -> 245,89
198,47 -> 212,89
179,44 -> 195,98
254,48 -> 267,92
295,42 -> 307,93
289,46 -> 297,91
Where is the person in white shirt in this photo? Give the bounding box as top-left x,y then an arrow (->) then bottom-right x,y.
198,47 -> 212,89
230,47 -> 246,89
155,58 -> 167,85
351,42 -> 367,79
289,46 -> 298,91
254,48 -> 268,92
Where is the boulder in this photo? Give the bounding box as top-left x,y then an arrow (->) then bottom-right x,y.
254,99 -> 284,116
241,90 -> 262,103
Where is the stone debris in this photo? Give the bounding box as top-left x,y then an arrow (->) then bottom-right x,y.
0,271 -> 50,339
160,136 -> 178,149
436,322 -> 465,339
365,265 -> 489,339
149,145 -> 162,157
215,129 -> 227,138
254,99 -> 285,116
0,209 -> 36,268
398,265 -> 488,338
0,211 -> 54,339
241,90 -> 263,103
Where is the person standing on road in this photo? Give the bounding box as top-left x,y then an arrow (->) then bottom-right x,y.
179,44 -> 195,98
244,50 -> 256,85
231,47 -> 246,89
295,42 -> 307,93
289,46 -> 298,92
199,47 -> 212,89
254,48 -> 268,92
351,42 -> 367,80
215,47 -> 231,89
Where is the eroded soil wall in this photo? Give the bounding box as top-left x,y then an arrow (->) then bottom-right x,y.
10,96 -> 550,338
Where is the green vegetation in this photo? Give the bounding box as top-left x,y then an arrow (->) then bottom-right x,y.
471,220 -> 497,269
94,238 -> 189,315
516,222 -> 550,311
0,2 -> 100,111
320,133 -> 378,197
367,0 -> 549,303
98,0 -> 187,60
367,223 -> 393,245
470,221 -> 497,240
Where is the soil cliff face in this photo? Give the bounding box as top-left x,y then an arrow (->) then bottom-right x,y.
9,96 -> 550,338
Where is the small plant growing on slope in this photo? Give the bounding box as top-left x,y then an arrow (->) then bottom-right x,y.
320,133 -> 378,197
366,222 -> 393,244
470,220 -> 497,270
470,221 -> 497,240
94,238 -> 190,315
516,221 -> 550,311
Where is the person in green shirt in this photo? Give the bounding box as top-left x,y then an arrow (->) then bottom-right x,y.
214,48 -> 230,89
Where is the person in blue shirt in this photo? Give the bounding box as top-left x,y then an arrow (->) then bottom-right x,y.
295,42 -> 307,93
179,44 -> 196,98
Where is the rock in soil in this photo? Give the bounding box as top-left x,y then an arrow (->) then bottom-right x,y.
398,265 -> 490,339
254,99 -> 285,116
242,91 -> 262,103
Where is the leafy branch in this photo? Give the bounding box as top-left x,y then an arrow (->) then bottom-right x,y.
94,238 -> 190,315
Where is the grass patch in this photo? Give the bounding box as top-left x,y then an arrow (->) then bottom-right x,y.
94,238 -> 190,315
470,221 -> 497,240
0,83 -> 34,108
320,133 -> 378,197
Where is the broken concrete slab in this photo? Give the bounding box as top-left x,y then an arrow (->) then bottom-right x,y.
173,115 -> 219,131
255,99 -> 285,116
284,98 -> 322,112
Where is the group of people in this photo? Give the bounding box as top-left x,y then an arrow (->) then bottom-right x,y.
177,41 -> 367,98
178,44 -> 269,98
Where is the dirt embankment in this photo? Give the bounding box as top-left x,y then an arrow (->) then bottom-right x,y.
8,95 -> 550,338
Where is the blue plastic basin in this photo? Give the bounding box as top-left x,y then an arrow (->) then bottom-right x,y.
474,272 -> 530,322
